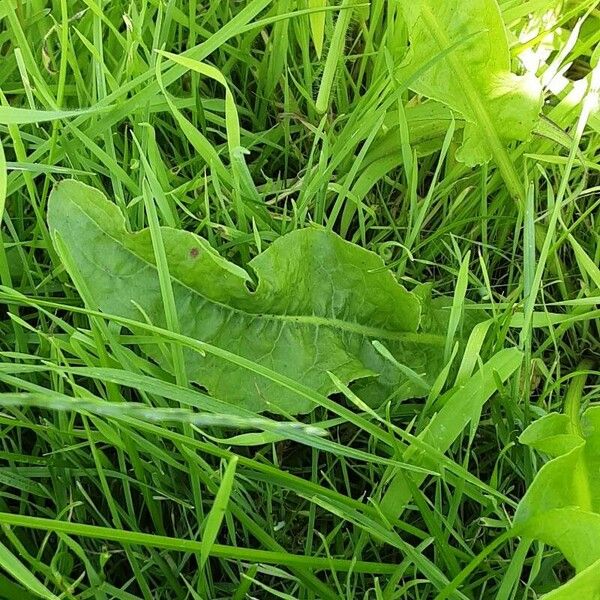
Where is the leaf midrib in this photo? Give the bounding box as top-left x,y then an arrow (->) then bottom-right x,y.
72,199 -> 445,346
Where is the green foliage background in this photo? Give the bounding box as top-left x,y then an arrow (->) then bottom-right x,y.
0,0 -> 599,598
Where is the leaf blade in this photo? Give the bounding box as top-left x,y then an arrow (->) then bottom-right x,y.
397,0 -> 543,199
47,180 -> 451,414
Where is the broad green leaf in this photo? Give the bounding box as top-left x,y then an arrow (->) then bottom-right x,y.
397,0 -> 543,168
518,412 -> 583,456
515,406 -> 600,583
540,558 -> 600,599
48,180 -> 452,414
519,507 -> 600,574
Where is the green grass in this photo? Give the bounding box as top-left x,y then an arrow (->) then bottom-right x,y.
0,0 -> 599,598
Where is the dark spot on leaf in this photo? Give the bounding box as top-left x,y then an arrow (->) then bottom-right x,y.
190,247 -> 200,258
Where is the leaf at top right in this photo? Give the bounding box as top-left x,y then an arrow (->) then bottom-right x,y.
397,0 -> 543,166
